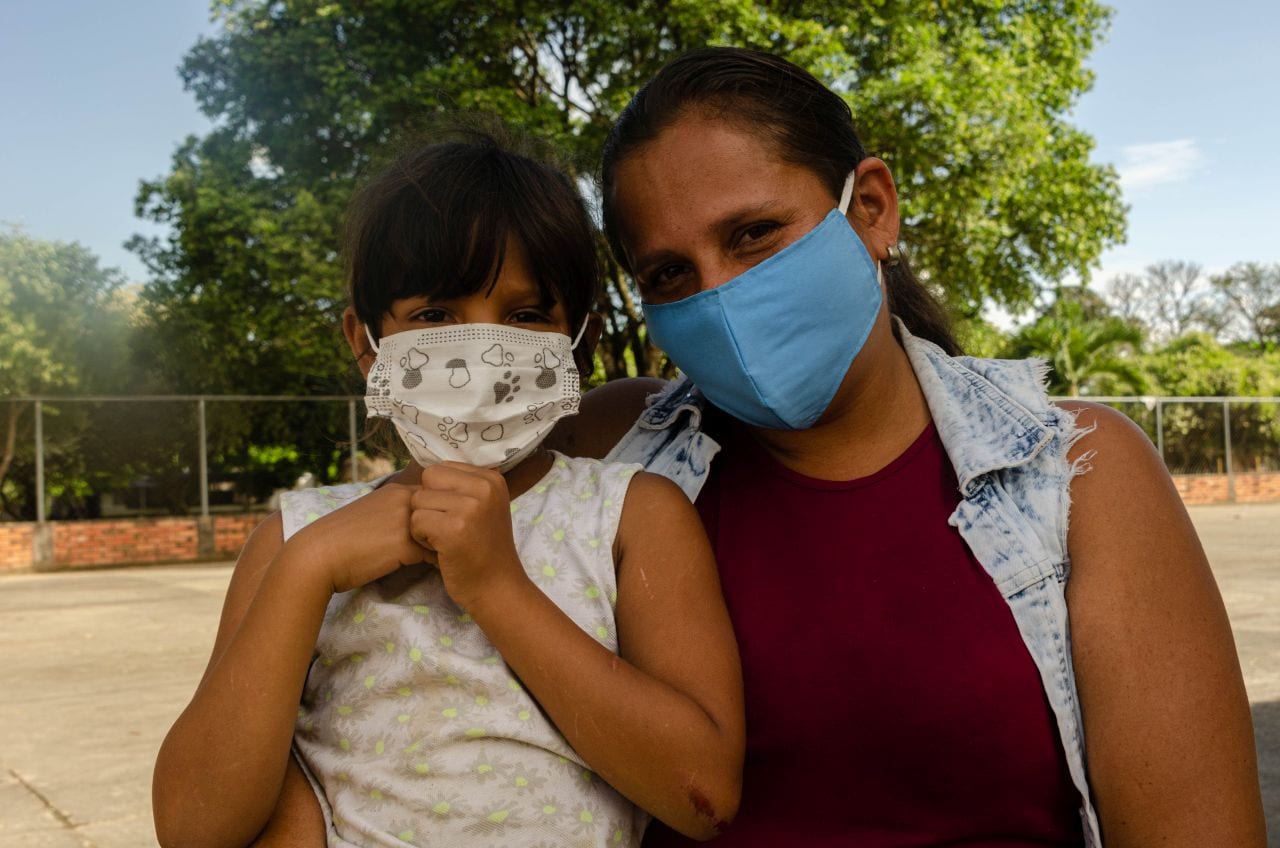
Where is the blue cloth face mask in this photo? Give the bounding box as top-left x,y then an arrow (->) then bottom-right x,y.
640,172 -> 883,430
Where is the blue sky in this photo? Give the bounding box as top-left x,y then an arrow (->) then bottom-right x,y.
2,1 -> 1277,306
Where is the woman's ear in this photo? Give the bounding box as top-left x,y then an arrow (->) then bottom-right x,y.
342,306 -> 377,379
846,157 -> 901,263
573,312 -> 605,377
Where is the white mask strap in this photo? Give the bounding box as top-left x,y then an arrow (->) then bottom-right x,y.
838,170 -> 856,216
570,314 -> 591,350
364,324 -> 380,355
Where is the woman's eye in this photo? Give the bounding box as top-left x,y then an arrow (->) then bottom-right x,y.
511,310 -> 553,324
648,263 -> 690,291
738,222 -> 779,246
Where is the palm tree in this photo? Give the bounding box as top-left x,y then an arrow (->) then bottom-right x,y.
1006,291 -> 1146,397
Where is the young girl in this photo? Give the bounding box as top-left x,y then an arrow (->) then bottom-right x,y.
152,130 -> 744,848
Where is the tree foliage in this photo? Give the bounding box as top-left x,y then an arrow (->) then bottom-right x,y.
1003,286 -> 1144,396
1141,333 -> 1280,473
1211,262 -> 1280,346
1101,260 -> 1226,343
134,0 -> 1125,393
0,228 -> 136,517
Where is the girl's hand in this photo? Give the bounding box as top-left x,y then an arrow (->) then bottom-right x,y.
292,481 -> 431,593
409,462 -> 527,610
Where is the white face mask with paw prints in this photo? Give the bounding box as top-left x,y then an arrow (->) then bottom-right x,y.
364,321 -> 586,472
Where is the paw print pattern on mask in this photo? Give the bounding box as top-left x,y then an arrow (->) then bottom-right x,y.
400,349 -> 429,389
445,358 -> 471,388
437,417 -> 469,447
523,402 -> 554,425
481,344 -> 514,368
493,372 -> 521,405
481,424 -> 504,442
391,400 -> 423,427
533,349 -> 560,389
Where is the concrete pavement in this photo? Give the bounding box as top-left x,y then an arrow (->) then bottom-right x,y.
1,503 -> 1278,847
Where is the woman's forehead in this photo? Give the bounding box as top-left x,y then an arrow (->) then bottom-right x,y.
611,115 -> 828,250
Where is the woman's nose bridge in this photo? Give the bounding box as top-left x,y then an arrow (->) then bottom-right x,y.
697,252 -> 741,293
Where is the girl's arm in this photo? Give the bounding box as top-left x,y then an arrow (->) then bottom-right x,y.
152,484 -> 427,848
1059,402 -> 1266,846
411,464 -> 744,840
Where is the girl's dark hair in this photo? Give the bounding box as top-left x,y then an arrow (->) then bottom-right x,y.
346,124 -> 600,361
600,47 -> 960,355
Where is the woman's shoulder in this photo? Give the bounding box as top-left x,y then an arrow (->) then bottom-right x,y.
545,377 -> 668,459
1053,399 -> 1184,548
1053,399 -> 1155,469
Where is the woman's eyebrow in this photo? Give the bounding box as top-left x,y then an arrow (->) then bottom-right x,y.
712,200 -> 781,231
632,201 -> 783,274
632,248 -> 681,278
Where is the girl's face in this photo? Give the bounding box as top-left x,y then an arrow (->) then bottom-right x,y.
610,112 -> 899,305
343,236 -> 574,377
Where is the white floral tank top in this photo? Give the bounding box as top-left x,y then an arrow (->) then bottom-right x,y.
280,453 -> 647,847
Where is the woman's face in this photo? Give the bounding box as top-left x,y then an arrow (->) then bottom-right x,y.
611,112 -> 898,306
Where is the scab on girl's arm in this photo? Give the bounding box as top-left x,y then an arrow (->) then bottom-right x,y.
456,469 -> 745,839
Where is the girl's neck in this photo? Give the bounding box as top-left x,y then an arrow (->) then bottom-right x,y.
745,315 -> 931,481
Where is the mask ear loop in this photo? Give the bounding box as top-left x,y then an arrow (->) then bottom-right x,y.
837,171 -> 884,285
838,170 -> 856,215
363,325 -> 380,356
569,314 -> 591,350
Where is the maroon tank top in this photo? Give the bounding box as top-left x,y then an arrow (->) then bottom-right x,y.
644,421 -> 1083,847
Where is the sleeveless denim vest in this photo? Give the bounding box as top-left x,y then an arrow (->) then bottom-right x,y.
604,319 -> 1102,846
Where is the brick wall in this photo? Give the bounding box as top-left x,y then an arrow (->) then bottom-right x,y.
213,513 -> 267,556
0,513 -> 268,572
0,523 -> 34,572
1172,471 -> 1280,505
1,473 -> 1278,571
51,517 -> 198,567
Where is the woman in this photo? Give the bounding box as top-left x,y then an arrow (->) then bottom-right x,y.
253,47 -> 1264,847
564,47 -> 1264,847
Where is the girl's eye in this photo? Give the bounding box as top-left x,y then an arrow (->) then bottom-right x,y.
410,308 -> 450,324
510,310 -> 554,325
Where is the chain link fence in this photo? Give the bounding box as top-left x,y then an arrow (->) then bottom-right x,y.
2,394 -> 1279,520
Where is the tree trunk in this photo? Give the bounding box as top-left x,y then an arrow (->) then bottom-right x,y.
0,402 -> 26,493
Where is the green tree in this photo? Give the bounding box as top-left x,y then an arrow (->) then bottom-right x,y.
0,228 -> 135,517
134,0 -> 1125,391
1102,260 -> 1226,344
1140,334 -> 1280,473
1004,287 -> 1145,396
1211,261 -> 1280,346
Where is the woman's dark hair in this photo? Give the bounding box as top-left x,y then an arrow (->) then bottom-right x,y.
346,123 -> 600,358
600,46 -> 960,355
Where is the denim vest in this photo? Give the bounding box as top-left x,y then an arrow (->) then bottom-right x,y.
604,320 -> 1102,846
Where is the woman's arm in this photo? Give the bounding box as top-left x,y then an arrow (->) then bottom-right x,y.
153,484 -> 427,848
411,465 -> 745,839
1060,401 -> 1266,846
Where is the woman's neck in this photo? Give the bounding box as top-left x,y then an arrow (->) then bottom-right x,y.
746,316 -> 932,481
